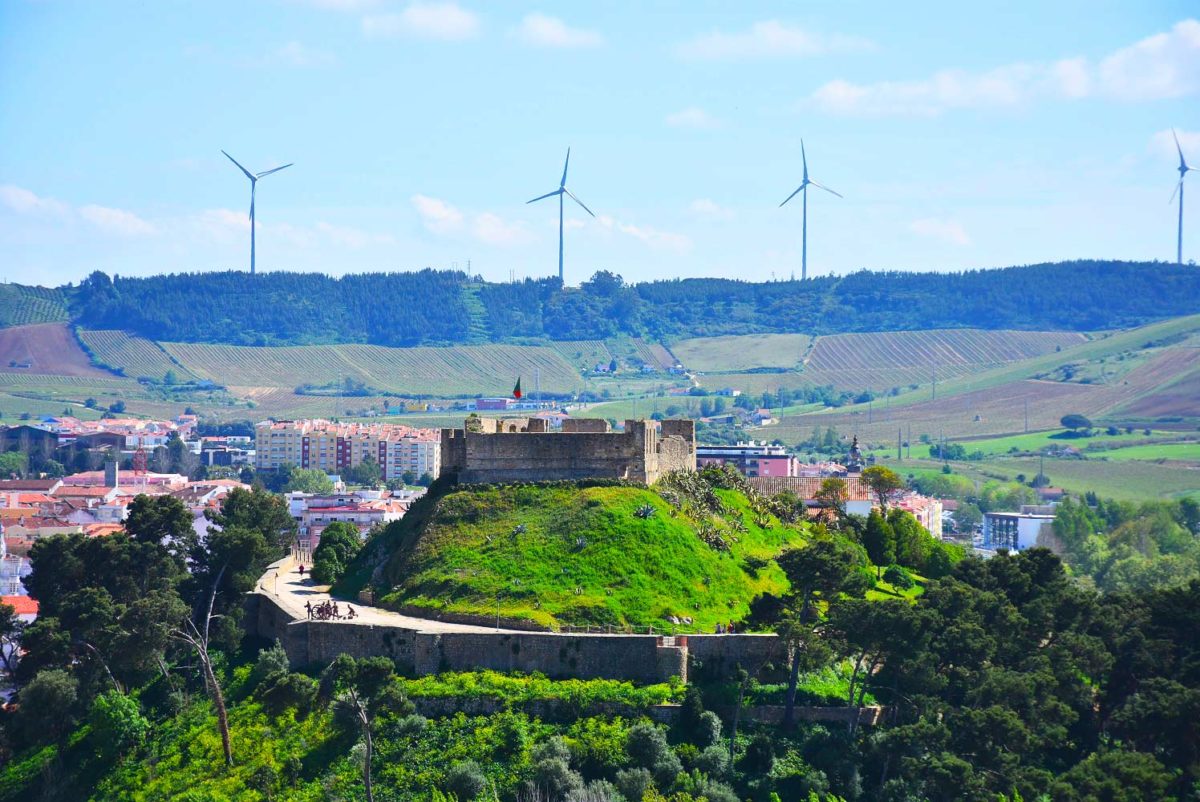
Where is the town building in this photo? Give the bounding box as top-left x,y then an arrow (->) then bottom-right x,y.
982,509 -> 1056,551
696,442 -> 799,477
255,420 -> 441,481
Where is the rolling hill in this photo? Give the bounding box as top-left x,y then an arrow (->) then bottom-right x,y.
343,479 -> 814,630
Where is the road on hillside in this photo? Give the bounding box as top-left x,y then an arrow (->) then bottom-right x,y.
257,556 -> 523,634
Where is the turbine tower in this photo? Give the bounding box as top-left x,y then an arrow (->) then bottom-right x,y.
779,140 -> 841,281
1170,130 -> 1195,265
527,148 -> 595,283
222,150 -> 293,275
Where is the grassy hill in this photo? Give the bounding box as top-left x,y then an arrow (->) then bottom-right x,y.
342,477 -> 819,631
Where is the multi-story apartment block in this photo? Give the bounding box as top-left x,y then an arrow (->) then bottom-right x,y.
255,420 -> 440,481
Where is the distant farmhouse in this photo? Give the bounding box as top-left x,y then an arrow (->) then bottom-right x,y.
440,417 -> 696,485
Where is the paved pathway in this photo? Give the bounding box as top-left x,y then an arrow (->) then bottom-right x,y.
256,556 -> 521,634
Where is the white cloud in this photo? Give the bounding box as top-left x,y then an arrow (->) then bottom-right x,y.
411,194 -> 464,234
79,205 -> 156,237
594,215 -> 692,254
665,107 -> 720,129
688,198 -> 733,221
811,18 -> 1200,116
1100,19 -> 1200,100
363,2 -> 480,41
0,185 -> 69,215
315,221 -> 396,248
515,13 -> 602,48
472,212 -> 533,246
1151,128 -> 1200,161
271,41 -> 336,67
910,218 -> 970,246
676,20 -> 872,60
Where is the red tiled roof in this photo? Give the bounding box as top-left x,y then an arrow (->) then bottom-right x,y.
1,596 -> 37,616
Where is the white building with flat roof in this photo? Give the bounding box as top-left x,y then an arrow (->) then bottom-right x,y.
982,511 -> 1055,551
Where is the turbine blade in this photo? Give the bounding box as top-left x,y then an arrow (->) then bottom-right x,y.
779,184 -> 805,207
222,150 -> 255,181
1174,129 -> 1186,163
1170,179 -> 1182,204
560,148 -> 571,188
249,190 -> 255,221
527,189 -> 563,204
564,188 -> 595,217
801,139 -> 808,180
810,180 -> 843,199
256,163 -> 293,178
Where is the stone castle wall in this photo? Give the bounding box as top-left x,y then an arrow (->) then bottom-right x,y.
441,418 -> 695,485
248,592 -> 775,684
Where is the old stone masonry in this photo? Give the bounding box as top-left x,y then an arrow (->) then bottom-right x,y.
247,556 -> 777,683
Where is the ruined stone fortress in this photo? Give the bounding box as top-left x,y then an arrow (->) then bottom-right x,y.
440,417 -> 696,485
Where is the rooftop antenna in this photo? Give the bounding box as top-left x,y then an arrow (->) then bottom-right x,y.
221,150 -> 293,275
1170,129 -> 1195,264
780,140 -> 842,281
527,147 -> 595,284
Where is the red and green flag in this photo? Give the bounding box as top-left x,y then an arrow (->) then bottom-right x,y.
513,377 -> 522,399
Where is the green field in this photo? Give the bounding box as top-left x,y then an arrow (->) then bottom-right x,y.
930,428 -> 1191,457
1087,442 -> 1200,462
672,333 -> 813,372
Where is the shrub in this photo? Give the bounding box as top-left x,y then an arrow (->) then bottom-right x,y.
739,732 -> 775,775
614,768 -> 654,802
260,672 -> 318,716
531,757 -> 584,799
693,745 -> 730,777
567,779 -> 625,802
251,640 -> 290,688
446,760 -> 488,800
883,564 -> 914,590
89,690 -> 149,756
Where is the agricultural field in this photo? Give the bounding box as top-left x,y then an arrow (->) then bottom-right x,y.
1087,442 -> 1200,463
671,333 -> 813,372
0,324 -> 113,378
547,339 -> 612,370
78,329 -> 196,381
0,391 -> 103,424
0,284 -> 69,328
803,328 -> 1087,392
630,337 -> 677,370
163,341 -> 585,397
938,428 -> 1193,457
695,371 -> 821,396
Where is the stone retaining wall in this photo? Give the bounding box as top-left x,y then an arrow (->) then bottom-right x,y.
247,592 -> 774,684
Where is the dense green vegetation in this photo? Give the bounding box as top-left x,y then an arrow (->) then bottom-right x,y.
351,473 -> 816,630
1053,495 -> 1200,591
32,260 -> 1200,347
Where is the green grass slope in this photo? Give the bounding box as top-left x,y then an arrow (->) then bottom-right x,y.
351,480 -> 812,631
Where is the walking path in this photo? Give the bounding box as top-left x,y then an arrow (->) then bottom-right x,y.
256,556 -> 521,634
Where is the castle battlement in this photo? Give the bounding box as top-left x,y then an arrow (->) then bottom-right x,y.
440,417 -> 696,485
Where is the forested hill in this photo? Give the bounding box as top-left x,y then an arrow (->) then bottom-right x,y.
22,260 -> 1200,346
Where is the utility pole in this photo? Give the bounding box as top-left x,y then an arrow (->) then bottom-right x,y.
897,428 -> 902,462
906,424 -> 911,459
868,399 -> 873,424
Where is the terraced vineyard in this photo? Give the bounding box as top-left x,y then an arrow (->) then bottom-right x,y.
0,285 -> 69,328
164,341 -> 584,397
672,333 -> 814,372
548,340 -> 612,370
79,329 -> 196,381
803,329 -> 1088,391
631,338 -> 677,370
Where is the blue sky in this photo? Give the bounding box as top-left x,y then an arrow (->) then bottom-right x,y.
1,1 -> 1198,286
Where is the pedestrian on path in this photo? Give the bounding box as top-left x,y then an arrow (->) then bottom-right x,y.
305,600 -> 312,619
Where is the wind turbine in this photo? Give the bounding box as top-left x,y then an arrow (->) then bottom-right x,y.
779,140 -> 841,281
1170,130 -> 1195,265
527,148 -> 595,283
222,150 -> 293,275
